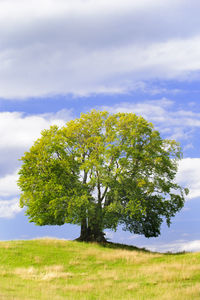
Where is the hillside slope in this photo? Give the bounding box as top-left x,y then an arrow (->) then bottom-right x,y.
0,239 -> 200,299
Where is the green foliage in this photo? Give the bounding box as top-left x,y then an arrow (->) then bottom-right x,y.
18,110 -> 187,238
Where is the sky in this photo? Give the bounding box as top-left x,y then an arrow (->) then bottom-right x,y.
0,0 -> 200,252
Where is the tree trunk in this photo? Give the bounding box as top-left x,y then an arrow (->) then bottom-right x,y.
79,218 -> 88,241
77,199 -> 106,242
77,219 -> 106,242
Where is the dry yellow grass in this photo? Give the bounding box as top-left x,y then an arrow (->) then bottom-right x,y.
140,262 -> 200,283
65,283 -> 94,292
82,244 -> 161,265
14,265 -> 74,281
32,237 -> 68,246
100,248 -> 161,263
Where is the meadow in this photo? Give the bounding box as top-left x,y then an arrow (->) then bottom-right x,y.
0,238 -> 200,299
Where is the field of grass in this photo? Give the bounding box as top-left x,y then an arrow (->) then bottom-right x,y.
0,239 -> 200,299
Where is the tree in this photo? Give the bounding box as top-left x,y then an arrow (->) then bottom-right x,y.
18,110 -> 188,242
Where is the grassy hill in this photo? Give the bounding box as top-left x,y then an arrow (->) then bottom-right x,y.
0,239 -> 200,299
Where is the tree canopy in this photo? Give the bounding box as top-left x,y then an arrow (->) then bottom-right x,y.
18,110 -> 188,242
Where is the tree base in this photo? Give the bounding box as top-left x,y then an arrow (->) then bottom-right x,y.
76,232 -> 107,243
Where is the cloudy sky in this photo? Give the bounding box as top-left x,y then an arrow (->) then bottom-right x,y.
1,0 -> 200,252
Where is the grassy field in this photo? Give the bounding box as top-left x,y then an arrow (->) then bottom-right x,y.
0,239 -> 200,299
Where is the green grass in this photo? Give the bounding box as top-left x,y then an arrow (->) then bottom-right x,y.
0,238 -> 200,299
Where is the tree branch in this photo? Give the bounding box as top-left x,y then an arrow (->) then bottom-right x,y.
101,186 -> 108,202
96,170 -> 101,204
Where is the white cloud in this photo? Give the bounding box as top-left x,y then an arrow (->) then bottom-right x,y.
1,0 -> 200,97
0,112 -> 51,149
0,198 -> 22,218
180,240 -> 200,252
98,99 -> 200,142
0,170 -> 19,197
100,99 -> 172,121
176,158 -> 200,200
0,109 -> 72,149
145,239 -> 200,253
0,109 -> 73,176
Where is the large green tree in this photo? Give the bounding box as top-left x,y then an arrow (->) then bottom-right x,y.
18,110 -> 188,242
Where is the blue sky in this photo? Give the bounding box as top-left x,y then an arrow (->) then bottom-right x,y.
0,0 -> 200,252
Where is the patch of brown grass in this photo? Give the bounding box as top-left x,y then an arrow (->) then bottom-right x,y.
65,283 -> 94,292
83,246 -> 160,265
68,258 -> 88,266
0,242 -> 16,249
97,269 -> 119,281
100,249 -> 161,263
15,266 -> 36,279
140,262 -> 200,283
14,265 -> 73,281
151,282 -> 200,300
32,238 -> 68,246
